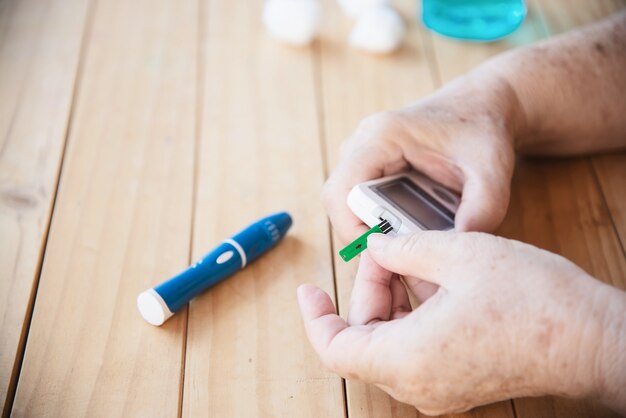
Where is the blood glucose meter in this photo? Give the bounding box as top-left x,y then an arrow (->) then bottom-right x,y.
347,171 -> 461,235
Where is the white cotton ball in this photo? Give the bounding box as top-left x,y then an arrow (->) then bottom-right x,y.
349,5 -> 406,54
336,0 -> 390,18
263,0 -> 321,46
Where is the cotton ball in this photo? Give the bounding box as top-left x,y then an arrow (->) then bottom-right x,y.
336,0 -> 389,18
263,0 -> 321,46
349,6 -> 406,54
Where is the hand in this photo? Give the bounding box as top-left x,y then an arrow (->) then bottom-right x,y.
322,72 -> 523,243
297,231 -> 625,415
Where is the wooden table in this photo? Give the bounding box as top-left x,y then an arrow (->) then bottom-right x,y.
1,0 -> 625,416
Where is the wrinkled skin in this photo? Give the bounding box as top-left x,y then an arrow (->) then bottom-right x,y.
298,232 -> 622,415
309,11 -> 626,416
322,73 -> 519,242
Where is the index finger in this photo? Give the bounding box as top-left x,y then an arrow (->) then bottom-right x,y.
348,252 -> 401,326
323,142 -> 407,243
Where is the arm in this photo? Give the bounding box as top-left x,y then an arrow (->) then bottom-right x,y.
484,10 -> 626,154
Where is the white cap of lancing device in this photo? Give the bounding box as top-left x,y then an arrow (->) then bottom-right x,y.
137,289 -> 173,326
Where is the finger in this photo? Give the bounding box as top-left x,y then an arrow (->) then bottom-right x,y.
297,284 -> 379,379
389,275 -> 412,319
402,276 -> 439,304
297,284 -> 348,349
454,165 -> 511,233
348,252 -> 394,326
366,231 -> 479,288
323,143 -> 407,243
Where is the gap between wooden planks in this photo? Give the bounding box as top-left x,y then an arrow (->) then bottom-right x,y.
12,0 -> 197,415
0,0 -> 90,415
181,0 -> 343,416
319,0 -> 514,417
10,0 -> 345,416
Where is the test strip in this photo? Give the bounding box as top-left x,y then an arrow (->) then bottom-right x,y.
339,219 -> 392,262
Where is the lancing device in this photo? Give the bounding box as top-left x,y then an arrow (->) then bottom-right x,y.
137,212 -> 293,326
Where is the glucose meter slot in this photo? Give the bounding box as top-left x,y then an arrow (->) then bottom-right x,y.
370,206 -> 401,232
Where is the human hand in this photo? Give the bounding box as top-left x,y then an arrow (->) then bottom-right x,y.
297,231 -> 625,415
322,73 -> 524,242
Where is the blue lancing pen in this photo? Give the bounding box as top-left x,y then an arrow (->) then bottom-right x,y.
137,212 -> 292,326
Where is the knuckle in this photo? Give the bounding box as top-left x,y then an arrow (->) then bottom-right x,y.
339,133 -> 363,158
320,351 -> 346,377
321,180 -> 335,208
398,232 -> 433,255
338,140 -> 351,158
341,111 -> 404,160
454,232 -> 487,261
413,396 -> 464,417
398,234 -> 422,255
468,231 -> 512,256
454,231 -> 489,250
356,114 -> 382,132
417,407 -> 448,416
418,403 -> 473,416
356,111 -> 402,137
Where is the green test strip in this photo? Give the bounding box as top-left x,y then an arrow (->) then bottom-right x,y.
339,219 -> 392,262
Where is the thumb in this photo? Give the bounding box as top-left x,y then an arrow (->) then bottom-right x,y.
367,231 -> 480,288
454,168 -> 511,232
297,285 -> 379,380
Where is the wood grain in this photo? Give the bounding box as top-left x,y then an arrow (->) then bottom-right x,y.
498,158 -> 625,418
318,1 -> 513,417
430,0 -> 549,82
593,154 -> 626,249
533,0 -> 626,37
180,1 -> 344,416
318,1 -> 435,417
11,0 -> 197,415
0,0 -> 90,414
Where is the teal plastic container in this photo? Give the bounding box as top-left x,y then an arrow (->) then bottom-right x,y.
422,0 -> 526,42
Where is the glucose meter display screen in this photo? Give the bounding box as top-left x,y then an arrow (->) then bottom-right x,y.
374,178 -> 455,230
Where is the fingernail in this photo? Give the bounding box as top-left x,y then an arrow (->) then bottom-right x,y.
367,233 -> 392,251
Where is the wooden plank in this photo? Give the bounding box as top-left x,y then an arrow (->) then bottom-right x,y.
11,0 -> 197,416
319,0 -> 434,416
531,0 -> 626,253
533,0 -> 626,36
498,159 -> 625,418
318,1 -> 514,417
430,0 -> 549,82
527,0 -> 626,273
180,1 -> 344,416
593,154 -> 626,248
498,159 -> 626,290
0,0 -> 89,414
